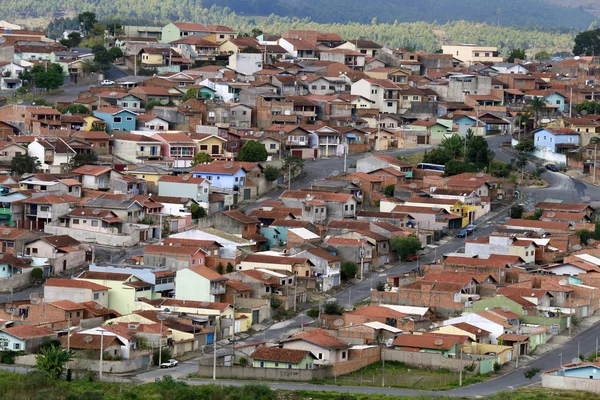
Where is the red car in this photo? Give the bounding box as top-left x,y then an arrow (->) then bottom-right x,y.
406,254 -> 421,261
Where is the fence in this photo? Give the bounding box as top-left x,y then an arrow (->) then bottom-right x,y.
197,365 -> 331,381
15,354 -> 150,374
383,348 -> 481,373
542,374 -> 600,393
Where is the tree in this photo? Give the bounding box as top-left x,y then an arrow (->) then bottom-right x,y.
251,28 -> 264,37
108,46 -> 123,61
527,96 -> 547,129
510,205 -> 525,219
78,11 -> 97,34
241,46 -> 262,53
35,345 -> 74,380
323,302 -> 344,315
191,152 -> 212,167
524,209 -> 543,220
31,267 -> 44,279
144,100 -> 161,111
264,165 -> 281,182
375,281 -> 386,292
226,262 -> 234,273
507,48 -> 526,63
590,136 -> 600,145
31,63 -> 64,91
216,263 -> 224,274
69,152 -> 98,169
238,140 -> 268,162
444,160 -> 478,176
573,28 -> 600,56
183,87 -> 201,101
384,184 -> 395,196
59,32 -> 82,49
341,261 -> 357,280
307,306 -> 320,319
60,104 -> 89,114
422,148 -> 451,165
524,367 -> 541,380
390,235 -> 422,261
152,348 -> 172,366
282,156 -> 305,177
515,154 -> 528,183
576,100 -> 600,115
577,228 -> 594,245
93,46 -> 113,69
515,138 -> 535,152
440,134 -> 465,159
465,136 -> 493,167
11,154 -> 41,175
189,203 -> 207,219
534,50 -> 551,60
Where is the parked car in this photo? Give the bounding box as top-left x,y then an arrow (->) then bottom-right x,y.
545,164 -> 559,172
456,229 -> 468,238
100,79 -> 115,86
406,254 -> 421,261
465,224 -> 477,233
160,359 -> 178,368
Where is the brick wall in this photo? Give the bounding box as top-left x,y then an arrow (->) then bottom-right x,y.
371,288 -> 463,316
331,346 -> 381,376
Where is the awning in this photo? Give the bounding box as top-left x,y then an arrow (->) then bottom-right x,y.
346,134 -> 357,139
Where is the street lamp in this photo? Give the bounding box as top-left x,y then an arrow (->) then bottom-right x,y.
157,312 -> 168,367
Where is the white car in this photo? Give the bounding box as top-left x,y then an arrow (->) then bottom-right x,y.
160,359 -> 178,368
100,79 -> 115,86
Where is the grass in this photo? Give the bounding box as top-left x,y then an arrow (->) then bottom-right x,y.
396,153 -> 424,166
312,361 -> 491,390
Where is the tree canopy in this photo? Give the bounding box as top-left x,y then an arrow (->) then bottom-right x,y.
12,154 -> 41,175
31,64 -> 64,91
191,152 -> 213,166
237,140 -> 268,162
573,28 -> 600,56
390,235 -> 421,261
507,48 -> 526,63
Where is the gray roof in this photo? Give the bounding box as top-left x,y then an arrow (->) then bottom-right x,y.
84,197 -> 142,209
129,164 -> 171,174
115,75 -> 151,84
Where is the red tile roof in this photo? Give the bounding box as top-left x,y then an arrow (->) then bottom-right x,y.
243,254 -> 311,266
282,328 -> 349,350
2,325 -> 55,339
392,333 -> 459,350
44,278 -> 109,291
77,271 -> 132,281
49,299 -> 85,311
71,165 -> 112,176
251,346 -> 312,363
281,190 -> 353,203
505,218 -> 570,231
189,266 -> 228,281
226,280 -> 252,292
347,305 -> 407,319
158,175 -> 205,185
451,322 -> 491,337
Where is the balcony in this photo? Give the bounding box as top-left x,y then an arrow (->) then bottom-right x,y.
383,93 -> 400,100
210,282 -> 226,295
319,138 -> 340,145
136,150 -> 161,158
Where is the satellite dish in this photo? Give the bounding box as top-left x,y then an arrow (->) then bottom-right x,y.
0,37 -> 5,45
352,178 -> 361,185
109,92 -> 117,96
448,113 -> 454,118
92,209 -> 101,215
410,183 -> 417,189
476,172 -> 485,178
262,273 -> 272,280
574,56 -> 581,61
547,212 -> 555,218
180,197 -> 188,203
431,206 -> 441,211
559,279 -> 568,286
434,339 -> 444,346
334,319 -> 344,327
572,244 -> 582,251
200,301 -> 210,307
254,131 -> 264,138
330,170 -> 340,177
300,75 -> 307,81
182,175 -> 190,181
588,238 -> 596,245
224,161 -> 234,169
582,196 -> 591,203
572,357 -> 582,365
2,229 -> 11,236
581,110 -> 588,115
83,336 -> 93,344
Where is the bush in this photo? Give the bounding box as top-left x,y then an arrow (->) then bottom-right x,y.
510,205 -> 525,219
31,268 -> 44,280
239,356 -> 249,367
216,263 -> 224,274
270,296 -> 283,309
493,361 -> 501,372
340,261 -> 357,280
524,366 -> 540,380
264,165 -> 281,182
307,306 -> 320,319
226,262 -> 234,273
384,184 -> 395,197
390,235 -> 421,261
323,302 -> 344,315
238,140 -> 268,162
375,281 -> 386,292
152,348 -> 172,366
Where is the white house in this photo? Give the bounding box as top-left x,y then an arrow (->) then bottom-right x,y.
228,53 -> 263,75
27,138 -> 75,173
351,79 -> 400,114
442,313 -> 507,344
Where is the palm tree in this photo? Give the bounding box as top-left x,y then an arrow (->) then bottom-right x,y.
35,345 -> 74,380
528,97 -> 548,129
589,136 -> 600,145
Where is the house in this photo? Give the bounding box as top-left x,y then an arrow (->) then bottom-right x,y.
279,328 -> 350,364
356,154 -> 414,177
175,266 -> 227,302
27,138 -> 76,173
336,40 -> 382,57
152,132 -> 196,168
0,141 -> 26,164
251,346 -> 316,369
129,86 -> 183,106
320,49 -> 366,71
20,194 -> 73,231
280,190 -> 359,220
278,38 -> 319,60
96,92 -> 143,111
293,248 -> 342,291
24,235 -> 85,274
190,160 -> 248,191
442,44 -> 503,66
505,219 -> 571,233
43,278 -> 109,307
392,333 -> 460,356
533,127 -> 579,163
189,133 -> 227,158
0,227 -> 39,253
93,107 -> 137,133
64,333 -> 127,359
76,271 -> 154,315
0,326 -> 56,353
143,243 -> 206,272
71,165 -> 121,191
71,131 -> 111,155
351,79 -> 402,114
157,175 -> 210,204
112,133 -> 162,164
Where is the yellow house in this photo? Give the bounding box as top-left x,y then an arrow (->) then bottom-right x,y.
139,48 -> 167,66
365,68 -> 409,84
126,165 -> 171,185
218,37 -> 259,54
190,133 -> 227,156
76,271 -> 157,315
82,115 -> 106,131
349,95 -> 376,110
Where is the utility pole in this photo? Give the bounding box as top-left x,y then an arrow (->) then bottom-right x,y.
294,275 -> 297,312
158,213 -> 163,244
596,337 -> 598,360
594,143 -> 597,184
343,139 -> 347,172
569,87 -> 573,118
381,348 -> 385,387
213,328 -> 217,380
99,329 -> 105,381
288,162 -> 291,191
360,238 -> 365,280
459,349 -> 463,386
377,114 -> 381,152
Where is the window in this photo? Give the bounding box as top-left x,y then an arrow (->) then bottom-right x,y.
200,145 -> 208,151
32,248 -> 38,254
275,363 -> 279,367
235,177 -> 239,182
311,85 -> 317,90
126,117 -> 133,121
342,351 -> 346,359
14,343 -> 20,350
231,142 -> 237,148
270,144 -> 276,149
387,102 -> 393,107
350,204 -> 354,211
192,260 -> 195,265
344,205 -> 348,211
287,364 -> 293,369
91,220 -> 98,227
114,116 -> 122,123
122,102 -> 129,107
474,52 -> 480,57
318,353 -> 323,360
402,96 -> 408,100
73,219 -> 79,225
94,293 -> 99,300
259,361 -> 265,368
321,85 -> 326,90
39,206 -> 49,212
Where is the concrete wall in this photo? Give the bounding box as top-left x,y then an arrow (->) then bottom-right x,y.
15,353 -> 150,373
543,374 -> 600,393
0,270 -> 32,292
44,225 -> 140,247
197,365 -> 331,381
383,348 -> 480,372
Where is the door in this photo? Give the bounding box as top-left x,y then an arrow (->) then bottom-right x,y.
252,309 -> 260,325
62,260 -> 67,271
211,145 -> 220,155
333,274 -> 340,286
243,188 -> 251,200
234,319 -> 242,333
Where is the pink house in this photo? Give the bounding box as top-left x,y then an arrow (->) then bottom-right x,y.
153,132 -> 197,168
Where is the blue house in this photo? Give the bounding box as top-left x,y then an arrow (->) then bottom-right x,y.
93,107 -> 137,133
548,363 -> 600,379
534,127 -> 580,154
190,160 -> 247,191
525,91 -> 566,113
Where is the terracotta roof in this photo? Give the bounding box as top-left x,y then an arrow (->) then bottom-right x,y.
226,280 -> 252,292
188,266 -> 228,281
49,299 -> 85,311
490,308 -> 521,320
71,165 -> 112,176
157,175 -> 205,185
1,325 -> 54,339
543,127 -> 579,135
24,195 -> 70,205
282,328 -> 349,350
347,305 -> 407,319
451,322 -> 491,337
114,133 -> 162,143
305,248 -> 342,262
505,219 -> 570,231
496,287 -> 552,299
327,220 -> 371,230
138,298 -> 230,311
406,195 -> 461,206
40,235 -> 81,248
534,202 -> 592,213
540,211 -> 587,221
223,210 -> 258,224
248,209 -> 296,220
144,244 -> 204,256
243,254 -> 311,266
503,294 -> 537,307
0,227 -> 29,240
444,255 -> 521,268
422,272 -> 476,286
476,311 -> 512,328
251,346 -> 312,363
270,219 -> 311,228
239,270 -> 280,286
190,160 -> 247,174
326,237 -> 368,247
498,333 -> 529,342
64,333 -> 124,350
392,333 -> 459,350
78,271 -> 132,282
44,278 -> 109,291
161,238 -> 220,248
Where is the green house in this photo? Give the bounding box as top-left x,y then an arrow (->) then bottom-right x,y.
251,346 -> 316,369
467,295 -> 532,316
